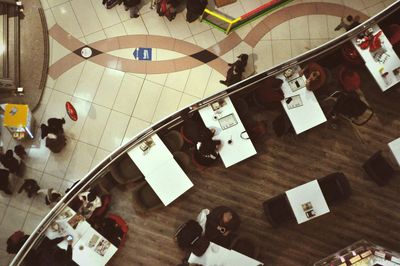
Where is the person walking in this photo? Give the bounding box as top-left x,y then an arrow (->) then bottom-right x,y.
37,188 -> 63,205
0,168 -> 12,195
334,15 -> 361,31
18,179 -> 40,198
186,0 -> 207,23
41,117 -> 65,139
124,0 -> 141,18
0,149 -> 22,175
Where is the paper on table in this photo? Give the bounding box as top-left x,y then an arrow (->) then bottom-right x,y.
95,239 -> 111,256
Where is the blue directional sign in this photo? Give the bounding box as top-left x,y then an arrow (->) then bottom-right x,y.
133,48 -> 152,61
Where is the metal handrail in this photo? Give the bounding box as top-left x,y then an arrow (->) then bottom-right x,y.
10,1 -> 400,264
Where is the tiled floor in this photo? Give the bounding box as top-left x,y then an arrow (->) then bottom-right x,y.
0,0 -> 396,263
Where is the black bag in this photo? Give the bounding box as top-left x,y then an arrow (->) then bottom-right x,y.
175,219 -> 202,249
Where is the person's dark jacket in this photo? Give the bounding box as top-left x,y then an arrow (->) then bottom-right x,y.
18,179 -> 40,198
186,0 -> 207,22
205,206 -> 240,244
41,118 -> 65,139
0,150 -> 20,173
124,0 -> 141,7
0,169 -> 11,194
48,118 -> 65,134
46,133 -> 67,153
194,133 -> 220,166
36,237 -> 77,266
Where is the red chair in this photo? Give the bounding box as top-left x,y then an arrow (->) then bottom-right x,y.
107,213 -> 129,248
180,126 -> 194,145
88,194 -> 112,225
341,42 -> 363,65
338,66 -> 361,92
387,24 -> 400,46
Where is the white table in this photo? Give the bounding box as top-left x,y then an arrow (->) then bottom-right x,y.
188,242 -> 263,266
45,207 -> 118,265
127,134 -> 173,176
198,97 -> 257,167
276,69 -> 327,134
285,180 -> 330,224
146,159 -> 193,206
128,133 -> 193,206
351,24 -> 400,92
388,137 -> 400,166
73,227 -> 118,266
45,207 -> 91,250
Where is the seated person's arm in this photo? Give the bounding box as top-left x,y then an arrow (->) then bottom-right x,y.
66,240 -> 73,259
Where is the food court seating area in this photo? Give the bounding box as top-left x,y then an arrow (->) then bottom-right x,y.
13,4 -> 400,266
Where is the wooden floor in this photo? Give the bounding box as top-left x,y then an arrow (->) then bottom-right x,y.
102,62 -> 400,266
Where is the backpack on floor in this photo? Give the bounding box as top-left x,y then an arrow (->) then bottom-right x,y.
174,219 -> 202,249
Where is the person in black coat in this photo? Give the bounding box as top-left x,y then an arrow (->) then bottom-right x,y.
124,0 -> 141,18
45,133 -> 67,153
186,0 -> 207,23
0,149 -> 21,175
41,118 -> 65,139
0,169 -> 12,195
205,206 -> 240,247
18,179 -> 40,198
193,128 -> 221,166
36,236 -> 77,266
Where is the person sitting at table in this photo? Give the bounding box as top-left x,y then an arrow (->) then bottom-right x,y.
204,206 -> 241,247
78,190 -> 102,219
193,128 -> 221,166
299,62 -> 326,92
37,236 -> 77,266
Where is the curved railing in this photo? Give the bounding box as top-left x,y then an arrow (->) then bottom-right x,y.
11,1 -> 400,265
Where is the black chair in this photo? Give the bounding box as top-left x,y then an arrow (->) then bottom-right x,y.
272,112 -> 294,137
318,172 -> 351,204
229,234 -> 260,259
163,130 -> 184,153
173,151 -> 193,172
326,91 -> 374,126
262,193 -> 296,227
95,172 -> 119,195
133,181 -> 163,211
110,154 -> 144,185
363,151 -> 396,186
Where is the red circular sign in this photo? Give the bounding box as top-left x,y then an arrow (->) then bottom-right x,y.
66,101 -> 78,121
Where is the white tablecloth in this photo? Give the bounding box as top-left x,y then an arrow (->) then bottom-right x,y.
277,68 -> 327,134
188,242 -> 263,266
198,97 -> 257,167
286,180 -> 330,224
351,24 -> 400,92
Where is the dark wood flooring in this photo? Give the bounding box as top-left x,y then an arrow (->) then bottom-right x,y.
102,66 -> 400,266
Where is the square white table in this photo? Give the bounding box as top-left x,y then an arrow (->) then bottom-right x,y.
198,97 -> 257,167
276,69 -> 327,134
388,137 -> 400,166
188,242 -> 263,266
45,207 -> 91,250
73,227 -> 118,266
127,134 -> 173,176
146,159 -> 193,206
128,133 -> 193,206
351,24 -> 400,92
285,180 -> 330,224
